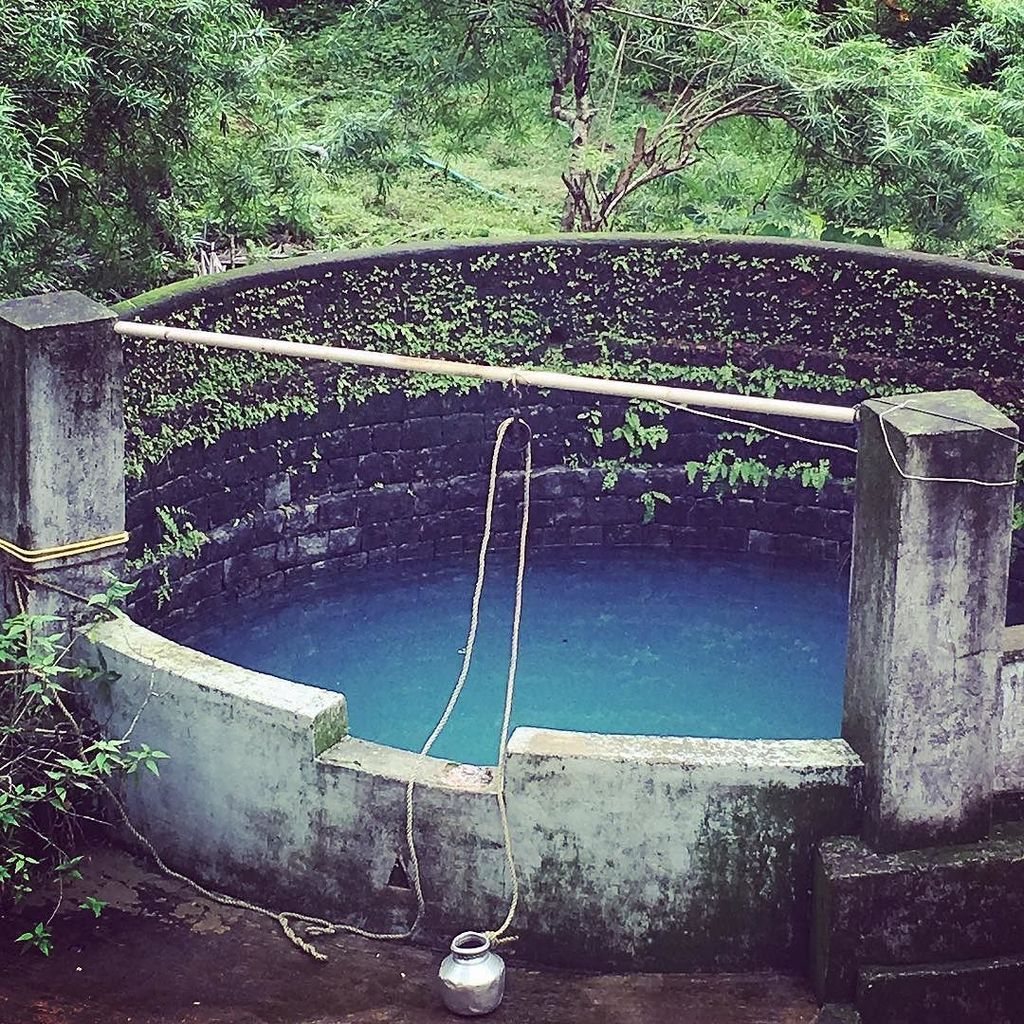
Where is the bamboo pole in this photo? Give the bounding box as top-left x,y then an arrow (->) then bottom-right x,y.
114,320 -> 858,425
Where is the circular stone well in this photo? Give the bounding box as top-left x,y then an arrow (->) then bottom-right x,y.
89,235 -> 1024,971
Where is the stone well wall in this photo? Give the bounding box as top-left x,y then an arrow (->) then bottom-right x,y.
117,236 -> 1024,618
125,383 -> 857,630
118,236 -> 1024,383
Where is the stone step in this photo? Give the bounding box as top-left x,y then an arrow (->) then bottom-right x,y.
856,955 -> 1024,1024
812,827 -> 1024,1001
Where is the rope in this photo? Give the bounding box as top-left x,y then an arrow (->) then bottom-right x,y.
385,414 -> 529,948
13,573 -> 93,604
0,531 -> 129,566
663,396 -> 1022,487
15,416 -> 532,961
490,421 -> 530,942
660,400 -> 858,455
877,398 -> 1019,488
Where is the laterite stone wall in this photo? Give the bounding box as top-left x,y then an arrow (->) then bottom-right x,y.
125,383 -> 856,630
117,236 -> 1024,621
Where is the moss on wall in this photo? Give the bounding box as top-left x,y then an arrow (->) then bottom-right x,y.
118,235 -> 1024,480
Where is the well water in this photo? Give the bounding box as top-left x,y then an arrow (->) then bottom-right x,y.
177,549 -> 849,765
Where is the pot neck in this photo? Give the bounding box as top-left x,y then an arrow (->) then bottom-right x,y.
450,931 -> 492,961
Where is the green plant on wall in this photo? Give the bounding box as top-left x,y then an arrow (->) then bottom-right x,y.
577,408 -> 604,448
612,405 -> 669,460
1014,453 -> 1024,531
125,507 -> 208,607
684,449 -> 833,494
640,489 -> 671,524
0,578 -> 167,954
570,396 -> 839,514
574,402 -> 676,506
117,244 -> 1024,547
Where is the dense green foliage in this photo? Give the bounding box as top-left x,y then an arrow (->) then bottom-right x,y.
298,0 -> 1024,247
5,0 -> 1024,298
0,0 -> 324,298
116,242 -> 1024,522
381,0 -> 1022,242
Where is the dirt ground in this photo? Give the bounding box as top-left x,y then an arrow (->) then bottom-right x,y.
0,848 -> 822,1024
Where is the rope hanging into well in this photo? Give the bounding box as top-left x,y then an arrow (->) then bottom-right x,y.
37,414 -> 532,961
393,413 -> 530,948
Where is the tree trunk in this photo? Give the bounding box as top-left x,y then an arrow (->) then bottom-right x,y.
551,1 -> 596,231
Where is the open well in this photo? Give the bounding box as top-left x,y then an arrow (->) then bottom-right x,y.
6,235 -> 1023,978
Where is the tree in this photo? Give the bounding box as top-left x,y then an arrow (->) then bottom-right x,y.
0,0 -> 308,299
401,0 -> 1023,246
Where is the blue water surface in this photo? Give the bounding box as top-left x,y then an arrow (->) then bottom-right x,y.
174,549 -> 849,765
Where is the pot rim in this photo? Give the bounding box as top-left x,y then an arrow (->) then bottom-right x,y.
450,930 -> 491,958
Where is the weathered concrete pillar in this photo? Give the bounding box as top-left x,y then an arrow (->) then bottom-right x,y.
844,390 -> 1018,852
0,292 -> 123,621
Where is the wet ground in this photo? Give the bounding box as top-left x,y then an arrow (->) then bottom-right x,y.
0,847 -> 821,1024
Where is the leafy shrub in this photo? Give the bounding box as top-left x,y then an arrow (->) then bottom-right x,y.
0,0 -> 314,299
0,579 -> 166,954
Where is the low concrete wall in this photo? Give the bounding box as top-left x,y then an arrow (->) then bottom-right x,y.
505,728 -> 862,969
84,615 -> 863,971
998,627 -> 1024,797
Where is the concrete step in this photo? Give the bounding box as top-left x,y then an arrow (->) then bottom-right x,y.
812,827 -> 1024,1001
856,955 -> 1024,1024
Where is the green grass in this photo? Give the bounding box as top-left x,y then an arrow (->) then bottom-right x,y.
308,155 -> 565,250
251,6 -> 571,252
245,6 -> 955,258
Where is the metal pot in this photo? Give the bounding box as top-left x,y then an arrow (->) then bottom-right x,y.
438,931 -> 506,1016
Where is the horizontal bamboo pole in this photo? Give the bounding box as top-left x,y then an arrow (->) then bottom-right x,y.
114,320 -> 858,425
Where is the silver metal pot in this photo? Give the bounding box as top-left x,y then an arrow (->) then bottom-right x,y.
438,930 -> 506,1016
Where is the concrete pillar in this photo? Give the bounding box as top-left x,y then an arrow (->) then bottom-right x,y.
844,390 -> 1018,852
0,292 -> 123,621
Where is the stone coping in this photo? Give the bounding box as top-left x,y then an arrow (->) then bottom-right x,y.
508,726 -> 861,772
115,233 -> 1024,317
318,736 -> 498,793
1004,625 -> 1024,662
87,615 -> 348,755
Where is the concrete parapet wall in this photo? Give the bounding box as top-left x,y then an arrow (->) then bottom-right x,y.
81,617 -> 349,896
999,627 -> 1024,796
505,727 -> 863,970
84,616 -> 863,971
